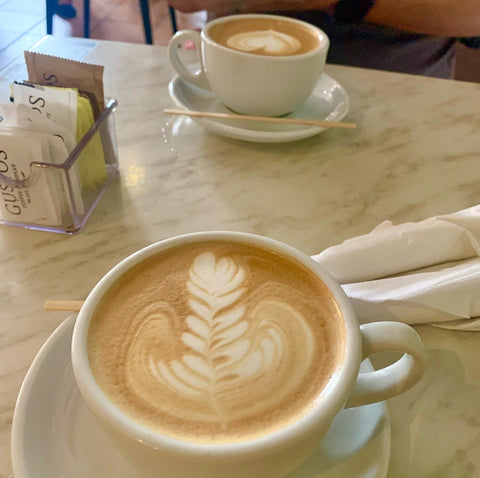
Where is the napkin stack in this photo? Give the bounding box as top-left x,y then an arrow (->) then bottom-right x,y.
313,205 -> 480,331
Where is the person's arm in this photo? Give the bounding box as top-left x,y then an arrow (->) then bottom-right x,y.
168,1 -> 335,17
168,0 -> 480,37
366,0 -> 480,37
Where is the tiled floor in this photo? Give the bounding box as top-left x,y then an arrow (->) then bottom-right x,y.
0,0 -> 479,82
0,0 -> 47,70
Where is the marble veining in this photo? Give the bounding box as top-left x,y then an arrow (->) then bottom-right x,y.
1,36 -> 480,477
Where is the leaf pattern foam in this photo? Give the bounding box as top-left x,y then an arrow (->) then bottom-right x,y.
125,251 -> 315,425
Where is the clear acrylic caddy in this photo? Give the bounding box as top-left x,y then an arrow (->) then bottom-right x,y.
0,98 -> 119,234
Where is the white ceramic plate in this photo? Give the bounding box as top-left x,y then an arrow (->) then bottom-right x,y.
11,316 -> 391,478
168,73 -> 350,143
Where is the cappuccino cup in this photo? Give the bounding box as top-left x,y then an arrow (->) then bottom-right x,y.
168,14 -> 329,116
72,231 -> 427,478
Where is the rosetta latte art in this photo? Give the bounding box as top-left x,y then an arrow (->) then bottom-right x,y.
227,29 -> 301,55
125,251 -> 315,426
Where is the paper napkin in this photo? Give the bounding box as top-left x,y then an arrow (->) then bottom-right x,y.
313,205 -> 480,331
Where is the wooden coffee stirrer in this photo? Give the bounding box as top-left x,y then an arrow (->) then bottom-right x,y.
164,108 -> 357,129
44,299 -> 84,312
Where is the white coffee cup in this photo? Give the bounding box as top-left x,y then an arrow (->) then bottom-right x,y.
71,231 -> 426,478
168,14 -> 329,117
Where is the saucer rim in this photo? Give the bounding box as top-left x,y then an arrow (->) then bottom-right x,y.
168,73 -> 350,143
11,316 -> 76,478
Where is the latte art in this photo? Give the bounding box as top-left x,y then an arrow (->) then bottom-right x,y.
88,241 -> 345,443
209,17 -> 322,57
133,252 -> 314,425
227,30 -> 301,55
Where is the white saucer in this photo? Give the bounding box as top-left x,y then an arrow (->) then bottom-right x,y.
168,73 -> 350,143
11,316 -> 391,478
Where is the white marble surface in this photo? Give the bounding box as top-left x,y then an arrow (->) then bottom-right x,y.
1,36 -> 480,477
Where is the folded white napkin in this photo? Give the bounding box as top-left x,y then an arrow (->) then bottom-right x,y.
312,205 -> 480,331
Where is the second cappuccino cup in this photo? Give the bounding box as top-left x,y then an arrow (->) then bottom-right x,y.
168,14 -> 329,117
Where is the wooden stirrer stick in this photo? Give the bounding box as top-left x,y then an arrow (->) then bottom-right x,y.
164,108 -> 357,129
44,300 -> 84,312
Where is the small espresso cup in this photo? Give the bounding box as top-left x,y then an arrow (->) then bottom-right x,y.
72,231 -> 426,478
168,14 -> 329,116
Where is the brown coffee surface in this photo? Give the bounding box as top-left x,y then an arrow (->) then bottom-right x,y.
209,17 -> 321,56
88,240 -> 345,444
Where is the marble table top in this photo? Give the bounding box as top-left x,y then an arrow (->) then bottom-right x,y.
1,35 -> 480,478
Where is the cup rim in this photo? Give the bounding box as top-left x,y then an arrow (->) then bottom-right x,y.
201,13 -> 330,60
71,231 -> 361,459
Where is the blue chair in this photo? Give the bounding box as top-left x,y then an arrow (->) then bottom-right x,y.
46,0 -> 177,44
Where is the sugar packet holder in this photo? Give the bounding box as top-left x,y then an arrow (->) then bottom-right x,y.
0,97 -> 119,234
0,52 -> 119,234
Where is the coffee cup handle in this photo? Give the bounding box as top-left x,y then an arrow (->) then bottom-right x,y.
168,30 -> 211,91
345,321 -> 427,408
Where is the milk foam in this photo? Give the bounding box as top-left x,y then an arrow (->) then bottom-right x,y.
143,252 -> 314,423
88,241 -> 345,443
227,29 -> 301,55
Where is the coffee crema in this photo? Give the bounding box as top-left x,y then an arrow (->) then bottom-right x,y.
209,17 -> 322,56
88,241 -> 345,444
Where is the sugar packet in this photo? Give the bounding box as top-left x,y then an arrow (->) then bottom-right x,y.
10,81 -> 77,145
24,51 -> 104,113
1,100 -> 75,152
0,132 -> 63,225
